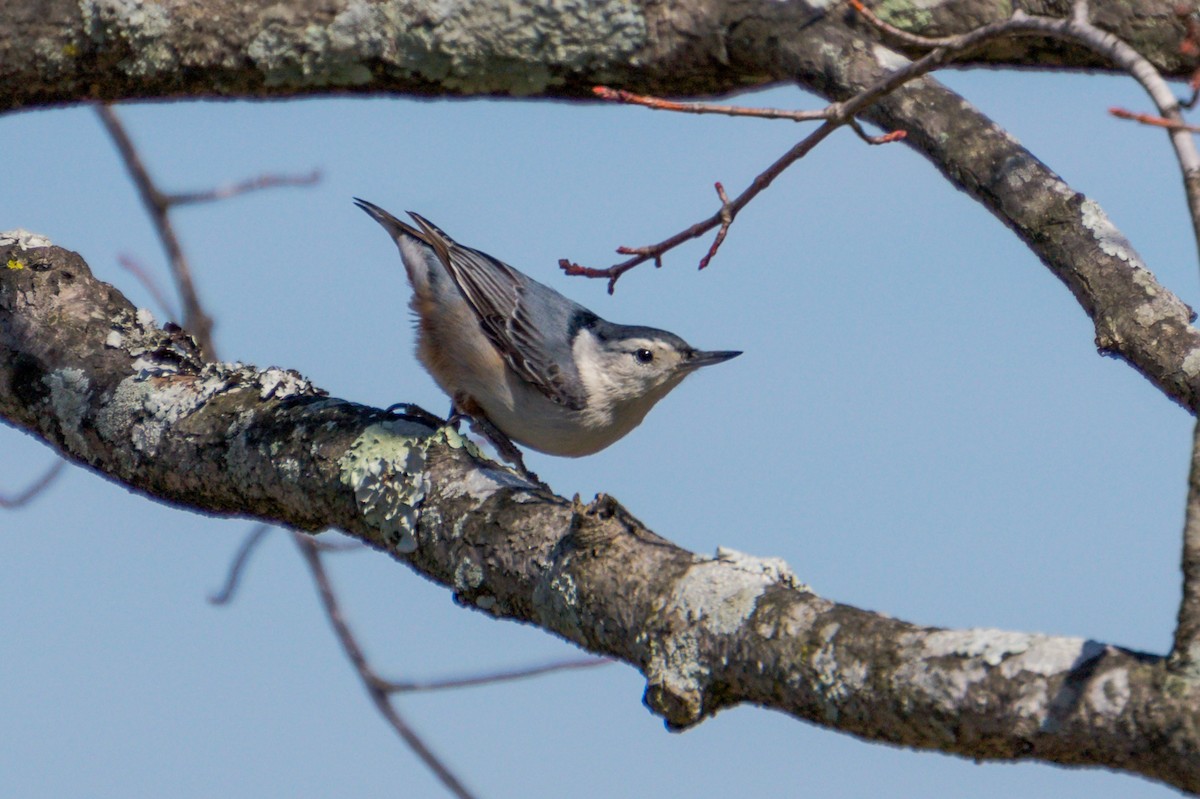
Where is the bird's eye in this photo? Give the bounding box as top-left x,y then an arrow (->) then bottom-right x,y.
634,348 -> 654,364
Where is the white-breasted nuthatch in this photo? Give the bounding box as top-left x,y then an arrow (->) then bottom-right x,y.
355,198 -> 741,471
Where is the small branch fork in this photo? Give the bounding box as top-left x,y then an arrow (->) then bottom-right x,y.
292,533 -> 478,799
96,116 -> 494,794
208,524 -> 608,794
564,90 -> 906,292
571,0 -> 1200,294
855,0 -> 1200,672
94,104 -> 319,357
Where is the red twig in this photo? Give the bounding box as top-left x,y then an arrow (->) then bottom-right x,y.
567,76 -> 915,291
0,460 -> 65,510
698,183 -> 733,270
593,86 -> 831,122
1110,106 -> 1200,134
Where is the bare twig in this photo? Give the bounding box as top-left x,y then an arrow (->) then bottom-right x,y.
593,86 -> 832,122
95,104 -> 216,357
569,26 -> 999,290
1110,107 -> 1200,133
381,657 -> 611,694
208,524 -> 272,605
292,532 -> 478,799
96,107 -> 321,358
117,253 -> 181,322
167,170 -> 321,207
0,460 -> 65,510
1172,421 -> 1200,676
853,0 -> 1200,253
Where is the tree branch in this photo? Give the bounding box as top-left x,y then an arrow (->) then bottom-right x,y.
852,0 -> 1200,262
1171,422 -> 1200,676
5,237 -> 1200,792
293,533 -> 477,799
0,0 -> 1193,114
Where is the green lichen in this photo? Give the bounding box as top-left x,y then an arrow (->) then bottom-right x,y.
875,0 -> 934,31
248,0 -> 647,94
338,423 -> 473,553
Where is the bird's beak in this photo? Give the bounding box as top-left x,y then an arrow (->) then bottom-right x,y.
684,350 -> 742,369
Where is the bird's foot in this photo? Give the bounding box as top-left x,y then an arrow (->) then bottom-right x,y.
452,395 -> 541,485
384,402 -> 445,429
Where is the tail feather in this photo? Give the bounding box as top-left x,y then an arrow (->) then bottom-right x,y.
353,197 -> 426,243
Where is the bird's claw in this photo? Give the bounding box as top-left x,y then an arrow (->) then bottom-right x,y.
384,402 -> 445,429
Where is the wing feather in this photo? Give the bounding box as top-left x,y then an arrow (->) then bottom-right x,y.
407,213 -> 588,411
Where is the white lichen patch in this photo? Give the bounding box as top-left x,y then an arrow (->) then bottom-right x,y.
897,628 -> 1092,709
79,0 -> 179,76
360,0 -> 647,95
256,367 -> 315,400
1080,199 -> 1142,265
809,622 -> 868,718
454,556 -> 485,593
923,628 -> 1035,665
671,552 -> 782,635
1014,637 -> 1095,677
764,594 -> 835,641
533,558 -> 585,643
1087,667 -> 1130,715
135,307 -> 157,328
0,229 -> 53,249
339,420 -> 438,553
641,547 -> 804,724
96,367 -> 227,464
871,42 -> 911,70
43,368 -> 92,458
105,330 -> 123,349
1183,348 -> 1200,378
715,546 -> 809,594
1134,301 -> 1168,327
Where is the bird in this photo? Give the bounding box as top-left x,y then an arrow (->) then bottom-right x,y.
354,198 -> 741,475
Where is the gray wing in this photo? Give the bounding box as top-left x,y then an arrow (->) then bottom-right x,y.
406,212 -> 589,411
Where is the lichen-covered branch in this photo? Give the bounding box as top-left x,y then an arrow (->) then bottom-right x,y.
0,0 -> 1193,114
4,237 -> 1200,792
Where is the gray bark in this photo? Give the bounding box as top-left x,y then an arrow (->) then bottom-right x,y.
0,0 -> 1192,112
6,0 -> 1200,791
3,238 -> 1200,791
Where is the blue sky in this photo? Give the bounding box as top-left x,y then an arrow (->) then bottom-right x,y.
1,70 -> 1195,797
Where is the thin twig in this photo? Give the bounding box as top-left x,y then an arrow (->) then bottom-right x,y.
95,104 -> 216,357
593,86 -> 832,122
167,170 -> 321,207
381,657 -> 611,694
852,0 -> 1200,251
1171,421 -> 1200,676
566,28 -> 989,290
292,532 -> 477,799
208,524 -> 272,605
117,254 -> 181,322
0,460 -> 65,510
1110,107 -> 1200,134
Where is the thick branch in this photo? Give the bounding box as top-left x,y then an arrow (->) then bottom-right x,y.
5,238 -> 1200,792
0,0 -> 1193,113
762,27 -> 1200,412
